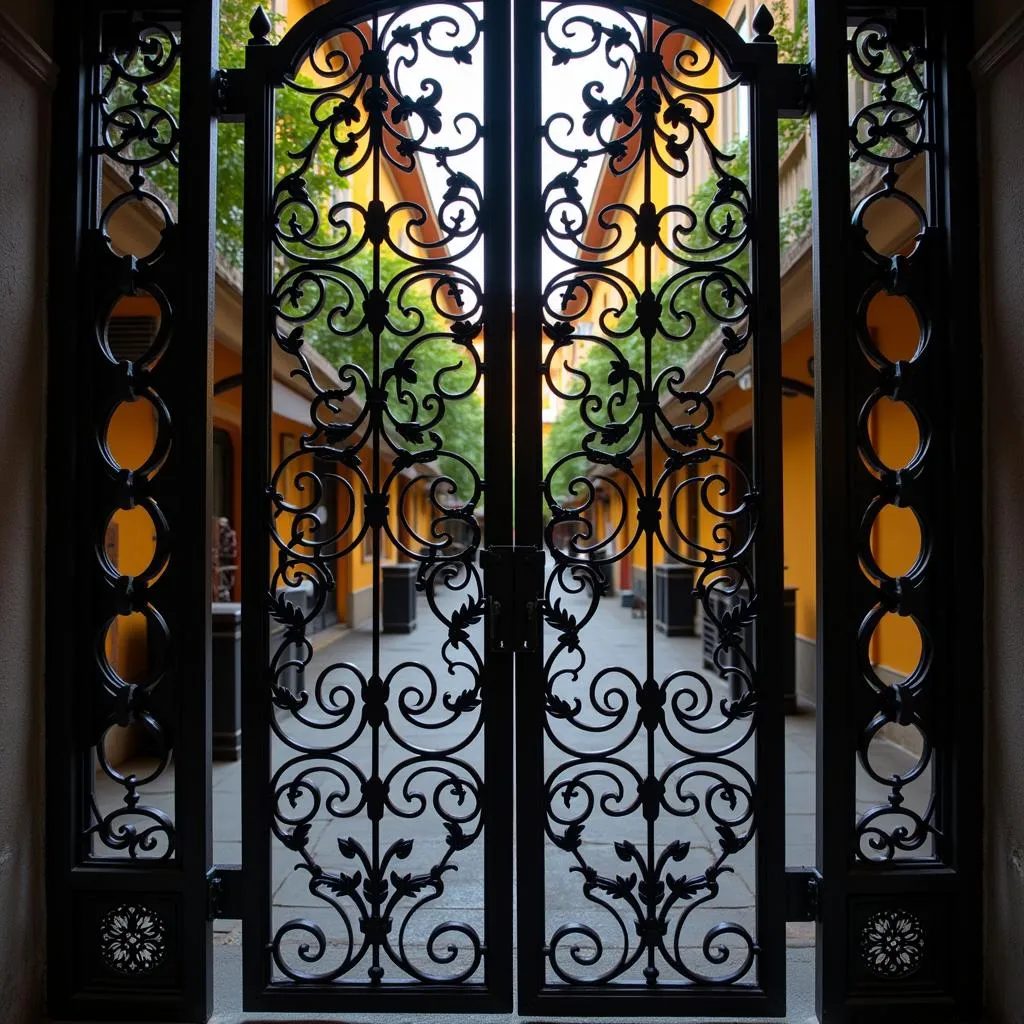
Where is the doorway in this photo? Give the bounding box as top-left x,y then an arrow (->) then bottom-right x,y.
44,0 -> 983,1021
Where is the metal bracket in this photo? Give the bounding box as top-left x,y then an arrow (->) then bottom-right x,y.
207,865 -> 244,920
481,546 -> 545,655
778,62 -> 812,119
214,68 -> 246,123
785,866 -> 822,922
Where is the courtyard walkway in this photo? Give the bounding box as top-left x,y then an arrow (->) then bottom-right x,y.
95,584 -> 920,998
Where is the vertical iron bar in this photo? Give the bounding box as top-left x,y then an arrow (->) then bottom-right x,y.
641,19 -> 658,992
481,0 -> 515,1007
175,2 -> 219,1016
806,4 -> 847,1019
935,0 -> 983,1011
47,1 -> 93,1015
748,20 -> 785,1015
240,30 -> 275,1009
370,10 -> 384,984
808,2 -> 855,1020
512,0 -> 545,1008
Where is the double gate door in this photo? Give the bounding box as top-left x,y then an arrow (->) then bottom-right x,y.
46,0 -> 983,1020
241,0 -> 784,1014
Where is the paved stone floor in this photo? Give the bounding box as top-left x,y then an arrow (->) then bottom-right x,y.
95,584 -> 922,1020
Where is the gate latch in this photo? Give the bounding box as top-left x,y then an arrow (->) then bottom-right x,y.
214,68 -> 246,123
778,62 -> 812,119
785,866 -> 821,922
481,546 -> 545,655
207,865 -> 244,921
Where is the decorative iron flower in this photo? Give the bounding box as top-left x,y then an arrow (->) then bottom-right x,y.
100,904 -> 166,974
860,909 -> 924,978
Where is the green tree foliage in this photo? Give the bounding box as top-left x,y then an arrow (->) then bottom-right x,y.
772,0 -> 809,65
773,0 -> 812,246
780,186 -> 813,247
141,1 -> 483,498
296,248 -> 485,503
141,0 -> 335,264
544,139 -> 752,502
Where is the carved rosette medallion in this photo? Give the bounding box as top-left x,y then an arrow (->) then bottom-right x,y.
860,908 -> 925,978
100,904 -> 167,975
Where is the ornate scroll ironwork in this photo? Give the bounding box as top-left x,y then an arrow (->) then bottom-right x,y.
536,2 -> 774,987
88,15 -> 180,861
258,2 -> 488,985
847,14 -> 936,862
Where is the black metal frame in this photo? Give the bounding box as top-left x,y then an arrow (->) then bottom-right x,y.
514,1 -> 785,1014
811,2 -> 982,1021
240,0 -> 513,1011
43,0 -> 983,1020
46,0 -> 217,1019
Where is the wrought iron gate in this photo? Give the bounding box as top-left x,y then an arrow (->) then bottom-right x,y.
239,0 -> 512,1011
236,0 -> 785,1013
45,0 -> 982,1021
513,1 -> 785,1015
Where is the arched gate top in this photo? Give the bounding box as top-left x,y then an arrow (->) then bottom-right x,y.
258,0 -> 777,83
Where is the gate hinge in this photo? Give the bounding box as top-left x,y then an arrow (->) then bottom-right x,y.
480,546 -> 545,655
214,68 -> 246,123
778,62 -> 812,119
207,865 -> 244,921
785,866 -> 821,922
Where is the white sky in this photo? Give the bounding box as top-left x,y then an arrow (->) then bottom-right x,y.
387,3 -> 640,290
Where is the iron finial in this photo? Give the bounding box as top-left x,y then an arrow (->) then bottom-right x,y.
249,5 -> 272,45
752,4 -> 775,42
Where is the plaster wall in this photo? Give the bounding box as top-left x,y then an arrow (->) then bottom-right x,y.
0,6 -> 52,1023
977,6 -> 1024,1021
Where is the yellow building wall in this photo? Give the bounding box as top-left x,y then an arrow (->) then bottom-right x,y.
721,309 -> 920,680
105,397 -> 159,686
780,327 -> 816,641
865,292 -> 925,677
103,295 -> 162,690
688,310 -> 920,681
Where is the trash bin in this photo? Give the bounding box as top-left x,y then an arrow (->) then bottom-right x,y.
212,602 -> 241,761
382,563 -> 418,633
654,564 -> 696,636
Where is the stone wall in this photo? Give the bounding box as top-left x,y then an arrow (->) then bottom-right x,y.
0,3 -> 52,1021
977,4 -> 1024,1021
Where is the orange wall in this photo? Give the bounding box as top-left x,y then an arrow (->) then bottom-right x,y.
781,327 -> 816,640
105,397 -> 159,683
701,313 -> 919,679
864,292 -> 925,677
104,295 -> 162,683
